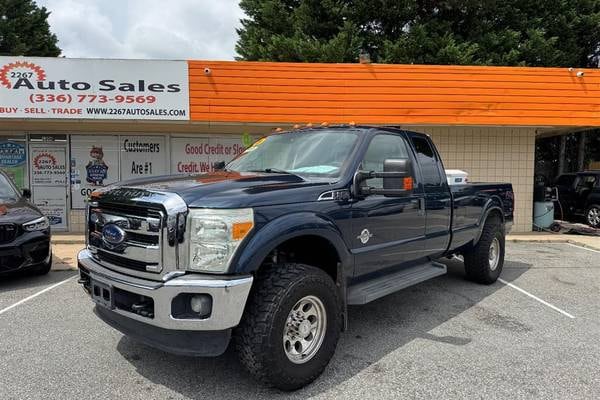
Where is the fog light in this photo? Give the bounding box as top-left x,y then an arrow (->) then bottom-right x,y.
190,294 -> 212,317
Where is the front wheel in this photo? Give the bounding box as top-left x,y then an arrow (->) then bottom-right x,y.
234,263 -> 341,391
585,205 -> 600,228
463,216 -> 505,284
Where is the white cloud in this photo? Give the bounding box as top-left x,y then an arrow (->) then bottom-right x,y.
36,0 -> 245,60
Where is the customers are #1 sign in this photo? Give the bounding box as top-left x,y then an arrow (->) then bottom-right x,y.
0,57 -> 189,120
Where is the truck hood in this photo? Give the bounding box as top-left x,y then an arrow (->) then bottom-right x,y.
101,171 -> 335,208
0,197 -> 44,225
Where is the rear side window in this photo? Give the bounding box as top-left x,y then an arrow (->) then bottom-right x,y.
410,136 -> 441,186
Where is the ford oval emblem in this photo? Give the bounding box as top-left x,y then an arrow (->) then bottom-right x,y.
102,224 -> 126,245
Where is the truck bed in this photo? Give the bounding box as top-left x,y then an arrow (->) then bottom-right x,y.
449,182 -> 514,250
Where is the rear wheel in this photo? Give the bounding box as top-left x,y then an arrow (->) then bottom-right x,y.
463,216 -> 505,284
234,263 -> 341,391
585,205 -> 600,228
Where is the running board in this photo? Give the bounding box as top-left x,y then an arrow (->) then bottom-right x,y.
347,261 -> 447,305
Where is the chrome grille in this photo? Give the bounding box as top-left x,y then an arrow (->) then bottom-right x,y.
88,204 -> 164,275
86,187 -> 188,281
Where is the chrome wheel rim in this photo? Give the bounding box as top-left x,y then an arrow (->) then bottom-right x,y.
489,237 -> 500,271
283,295 -> 327,364
588,207 -> 600,227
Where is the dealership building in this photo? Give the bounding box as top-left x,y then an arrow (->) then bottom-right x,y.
0,56 -> 597,233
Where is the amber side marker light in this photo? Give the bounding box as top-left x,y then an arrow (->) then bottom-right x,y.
403,177 -> 414,191
232,221 -> 254,240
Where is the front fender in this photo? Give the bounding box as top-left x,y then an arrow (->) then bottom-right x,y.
232,212 -> 352,275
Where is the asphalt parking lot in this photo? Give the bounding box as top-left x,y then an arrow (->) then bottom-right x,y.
0,242 -> 598,400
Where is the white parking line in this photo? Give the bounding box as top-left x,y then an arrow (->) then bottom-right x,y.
0,275 -> 77,317
498,278 -> 575,319
566,243 -> 600,254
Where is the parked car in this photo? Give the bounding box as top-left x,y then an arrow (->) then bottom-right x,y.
554,171 -> 600,228
77,126 -> 513,390
0,170 -> 52,275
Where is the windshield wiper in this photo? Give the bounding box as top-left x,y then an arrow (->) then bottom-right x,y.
248,168 -> 304,180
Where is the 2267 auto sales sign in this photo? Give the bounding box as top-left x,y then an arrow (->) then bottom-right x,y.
0,57 -> 189,120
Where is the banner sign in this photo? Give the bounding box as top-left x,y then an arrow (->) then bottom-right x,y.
170,136 -> 250,175
0,141 -> 27,188
120,136 -> 167,181
0,57 -> 189,120
70,135 -> 120,209
30,147 -> 67,185
33,186 -> 67,229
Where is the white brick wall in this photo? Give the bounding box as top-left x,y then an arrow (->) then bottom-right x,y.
407,126 -> 535,233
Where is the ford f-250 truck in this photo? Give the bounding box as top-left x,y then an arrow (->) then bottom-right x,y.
78,126 -> 513,390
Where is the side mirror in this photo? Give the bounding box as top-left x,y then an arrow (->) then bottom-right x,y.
383,159 -> 412,190
353,158 -> 414,197
22,188 -> 32,199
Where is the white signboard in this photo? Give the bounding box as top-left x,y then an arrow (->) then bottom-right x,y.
31,147 -> 66,185
170,136 -> 249,175
33,186 -> 67,230
0,57 -> 189,120
71,135 -> 120,209
120,136 -> 167,181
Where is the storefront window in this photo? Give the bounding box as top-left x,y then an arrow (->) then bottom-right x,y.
0,135 -> 28,189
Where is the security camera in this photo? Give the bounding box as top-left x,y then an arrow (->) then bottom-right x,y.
577,71 -> 585,77
204,67 -> 212,76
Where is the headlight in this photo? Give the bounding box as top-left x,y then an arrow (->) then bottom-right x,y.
23,216 -> 49,232
188,208 -> 254,273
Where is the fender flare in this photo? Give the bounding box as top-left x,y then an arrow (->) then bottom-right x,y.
473,198 -> 505,245
233,212 -> 352,276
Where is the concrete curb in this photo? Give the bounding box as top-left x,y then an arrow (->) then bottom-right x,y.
506,236 -> 600,251
52,236 -> 85,245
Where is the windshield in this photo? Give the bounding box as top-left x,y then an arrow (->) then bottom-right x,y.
227,129 -> 359,180
0,173 -> 19,200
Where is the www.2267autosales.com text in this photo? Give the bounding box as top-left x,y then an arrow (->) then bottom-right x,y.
0,107 -> 81,115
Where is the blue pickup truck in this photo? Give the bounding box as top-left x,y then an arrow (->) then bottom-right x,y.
78,125 -> 513,390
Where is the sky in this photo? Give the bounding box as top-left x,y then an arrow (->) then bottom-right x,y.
36,0 -> 245,60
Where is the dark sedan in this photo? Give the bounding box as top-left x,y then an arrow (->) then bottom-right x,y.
0,170 -> 52,275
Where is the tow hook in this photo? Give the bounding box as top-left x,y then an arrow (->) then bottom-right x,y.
131,302 -> 154,318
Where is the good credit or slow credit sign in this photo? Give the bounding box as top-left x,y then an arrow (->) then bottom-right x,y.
0,57 -> 189,120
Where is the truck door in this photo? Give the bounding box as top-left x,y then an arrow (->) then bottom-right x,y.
407,133 -> 452,258
351,132 -> 426,279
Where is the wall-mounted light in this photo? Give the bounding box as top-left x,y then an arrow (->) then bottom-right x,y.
204,67 -> 212,76
576,71 -> 585,78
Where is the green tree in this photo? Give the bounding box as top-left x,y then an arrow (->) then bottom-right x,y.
236,0 -> 600,67
0,0 -> 61,56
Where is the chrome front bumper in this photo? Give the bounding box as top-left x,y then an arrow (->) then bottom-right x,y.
77,249 -> 253,331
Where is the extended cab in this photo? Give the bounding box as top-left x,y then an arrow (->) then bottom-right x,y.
78,126 -> 513,390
